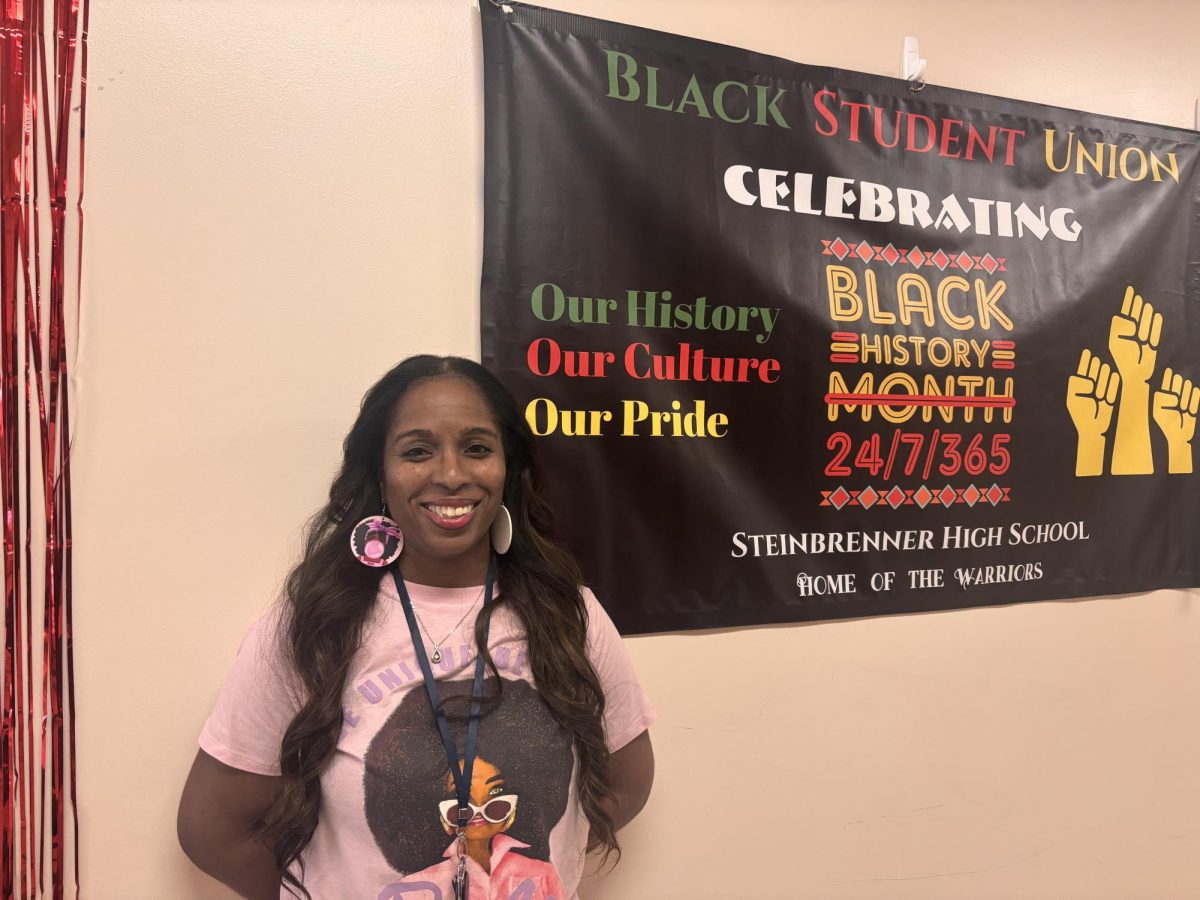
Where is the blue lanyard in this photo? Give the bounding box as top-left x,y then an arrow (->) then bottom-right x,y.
391,556 -> 494,832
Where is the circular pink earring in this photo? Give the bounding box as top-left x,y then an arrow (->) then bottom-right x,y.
351,507 -> 404,567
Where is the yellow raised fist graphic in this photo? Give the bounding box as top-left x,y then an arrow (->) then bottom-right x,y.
1067,348 -> 1119,477
1152,368 -> 1200,475
1108,286 -> 1162,474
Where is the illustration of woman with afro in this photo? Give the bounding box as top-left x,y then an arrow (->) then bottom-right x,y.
366,676 -> 573,899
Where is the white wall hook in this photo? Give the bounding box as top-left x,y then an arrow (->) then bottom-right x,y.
902,36 -> 927,88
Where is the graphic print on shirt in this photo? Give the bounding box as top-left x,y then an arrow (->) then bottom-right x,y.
365,676 -> 573,899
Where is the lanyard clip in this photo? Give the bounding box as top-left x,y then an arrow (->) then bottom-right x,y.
453,850 -> 469,900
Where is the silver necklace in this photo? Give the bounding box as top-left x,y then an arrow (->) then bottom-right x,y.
411,586 -> 485,663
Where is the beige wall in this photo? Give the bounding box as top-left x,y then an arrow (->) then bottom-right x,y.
78,1 -> 1200,897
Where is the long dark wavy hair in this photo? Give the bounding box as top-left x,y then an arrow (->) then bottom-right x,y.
253,356 -> 616,897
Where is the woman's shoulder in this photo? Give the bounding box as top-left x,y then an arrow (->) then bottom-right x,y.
577,585 -> 624,648
575,585 -> 658,749
199,603 -> 305,775
238,603 -> 289,658
220,603 -> 306,697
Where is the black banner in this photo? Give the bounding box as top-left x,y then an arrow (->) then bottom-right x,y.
480,2 -> 1200,634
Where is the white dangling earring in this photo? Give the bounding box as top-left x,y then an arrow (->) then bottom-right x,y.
351,501 -> 404,567
490,503 -> 513,555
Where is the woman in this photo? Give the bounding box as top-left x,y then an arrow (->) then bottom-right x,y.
178,356 -> 656,900
386,751 -> 568,900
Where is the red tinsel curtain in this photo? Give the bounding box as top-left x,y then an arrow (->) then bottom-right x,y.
0,0 -> 88,897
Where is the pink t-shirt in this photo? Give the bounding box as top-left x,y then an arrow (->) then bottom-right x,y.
200,579 -> 656,900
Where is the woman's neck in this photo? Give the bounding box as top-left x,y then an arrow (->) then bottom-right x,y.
466,837 -> 492,873
397,547 -> 490,588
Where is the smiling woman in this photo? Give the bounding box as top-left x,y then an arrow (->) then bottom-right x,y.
176,356 -> 656,900
383,377 -> 508,588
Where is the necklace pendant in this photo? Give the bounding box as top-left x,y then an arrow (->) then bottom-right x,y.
431,646 -> 442,663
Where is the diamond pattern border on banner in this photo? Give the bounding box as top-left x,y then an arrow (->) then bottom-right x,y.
821,238 -> 1008,272
819,484 -> 1013,508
